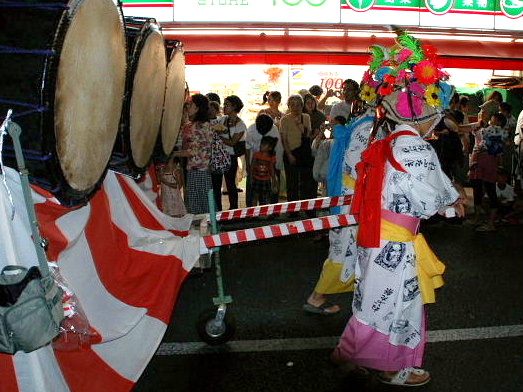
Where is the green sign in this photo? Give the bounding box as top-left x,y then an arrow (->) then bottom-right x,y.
500,0 -> 523,17
345,0 -> 374,11
425,0 -> 454,14
274,0 -> 327,5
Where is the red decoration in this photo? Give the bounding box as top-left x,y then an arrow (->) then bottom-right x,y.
413,60 -> 438,85
264,66 -> 283,84
378,74 -> 396,96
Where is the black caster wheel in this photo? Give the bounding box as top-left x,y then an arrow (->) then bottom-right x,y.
196,307 -> 236,345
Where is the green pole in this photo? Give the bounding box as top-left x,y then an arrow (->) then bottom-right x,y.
207,189 -> 232,306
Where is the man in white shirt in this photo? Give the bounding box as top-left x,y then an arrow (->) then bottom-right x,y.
328,79 -> 360,124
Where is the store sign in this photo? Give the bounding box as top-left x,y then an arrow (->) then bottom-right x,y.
120,0 -> 522,27
500,0 -> 523,17
341,0 -> 421,25
420,0 -> 498,29
425,0 -> 454,15
171,0 -> 339,23
341,0 -> 522,29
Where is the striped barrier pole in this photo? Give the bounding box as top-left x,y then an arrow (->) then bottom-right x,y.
215,195 -> 353,221
200,213 -> 357,253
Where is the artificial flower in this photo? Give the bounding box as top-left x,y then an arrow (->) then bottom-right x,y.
396,69 -> 408,83
362,69 -> 374,83
414,60 -> 438,85
422,45 -> 438,62
425,84 -> 442,107
375,66 -> 393,81
397,49 -> 413,64
397,83 -> 425,118
378,74 -> 396,96
361,84 -> 377,102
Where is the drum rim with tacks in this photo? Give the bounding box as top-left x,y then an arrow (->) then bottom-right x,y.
160,40 -> 186,158
0,0 -> 127,207
110,16 -> 167,179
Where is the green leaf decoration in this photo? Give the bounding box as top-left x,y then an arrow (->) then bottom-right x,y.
369,45 -> 386,72
397,33 -> 425,64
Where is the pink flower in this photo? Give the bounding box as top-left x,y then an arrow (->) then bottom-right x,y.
396,83 -> 425,118
396,69 -> 408,83
397,49 -> 413,63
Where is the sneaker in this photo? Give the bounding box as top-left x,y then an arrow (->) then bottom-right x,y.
475,223 -> 496,232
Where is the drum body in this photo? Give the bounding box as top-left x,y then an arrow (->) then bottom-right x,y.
160,40 -> 186,157
110,17 -> 167,178
0,0 -> 127,206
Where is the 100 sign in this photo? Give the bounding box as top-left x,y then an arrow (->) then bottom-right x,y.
273,0 -> 328,6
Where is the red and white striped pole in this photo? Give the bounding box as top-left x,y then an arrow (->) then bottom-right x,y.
215,195 -> 352,221
200,213 -> 356,253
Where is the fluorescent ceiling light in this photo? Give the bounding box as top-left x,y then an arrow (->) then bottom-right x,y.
162,29 -> 285,36
412,33 -> 515,42
289,30 -> 346,37
346,31 -> 396,38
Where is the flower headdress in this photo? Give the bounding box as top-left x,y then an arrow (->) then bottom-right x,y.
360,31 -> 454,129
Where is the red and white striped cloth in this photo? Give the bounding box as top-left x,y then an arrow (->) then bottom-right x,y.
215,195 -> 352,221
0,168 -> 200,392
202,214 -> 357,250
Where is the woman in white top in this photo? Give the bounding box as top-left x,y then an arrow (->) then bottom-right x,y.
212,95 -> 247,211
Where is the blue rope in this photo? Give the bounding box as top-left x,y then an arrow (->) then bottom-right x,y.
0,98 -> 44,110
0,107 -> 49,123
0,1 -> 68,10
11,107 -> 48,119
0,45 -> 55,55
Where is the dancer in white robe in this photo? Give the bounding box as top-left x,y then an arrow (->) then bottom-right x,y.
333,34 -> 467,387
303,108 -> 376,314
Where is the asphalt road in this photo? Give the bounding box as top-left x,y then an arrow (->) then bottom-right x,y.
135,215 -> 523,392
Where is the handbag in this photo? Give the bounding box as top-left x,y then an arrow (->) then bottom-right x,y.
210,132 -> 232,174
226,117 -> 246,157
292,136 -> 314,167
0,120 -> 65,354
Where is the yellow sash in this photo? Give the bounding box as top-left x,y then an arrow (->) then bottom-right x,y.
343,174 -> 356,191
381,219 -> 445,304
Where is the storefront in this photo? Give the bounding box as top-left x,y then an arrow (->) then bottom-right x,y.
121,0 -> 523,122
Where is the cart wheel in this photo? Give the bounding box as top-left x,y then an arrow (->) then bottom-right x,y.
196,307 -> 236,345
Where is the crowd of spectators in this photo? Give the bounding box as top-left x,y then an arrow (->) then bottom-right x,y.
154,82 -> 523,231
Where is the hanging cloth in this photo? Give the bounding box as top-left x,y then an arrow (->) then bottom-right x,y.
327,116 -> 373,214
351,130 -> 417,248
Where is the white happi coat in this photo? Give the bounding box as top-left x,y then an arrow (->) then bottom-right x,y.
328,111 -> 379,282
353,124 -> 459,349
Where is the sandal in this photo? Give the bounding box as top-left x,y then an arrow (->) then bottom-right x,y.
302,301 -> 340,315
378,368 -> 430,387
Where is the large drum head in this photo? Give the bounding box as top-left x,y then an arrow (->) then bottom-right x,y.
161,46 -> 186,156
129,25 -> 167,168
55,0 -> 126,191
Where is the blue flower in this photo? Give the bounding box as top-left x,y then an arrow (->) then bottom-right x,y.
375,66 -> 393,82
